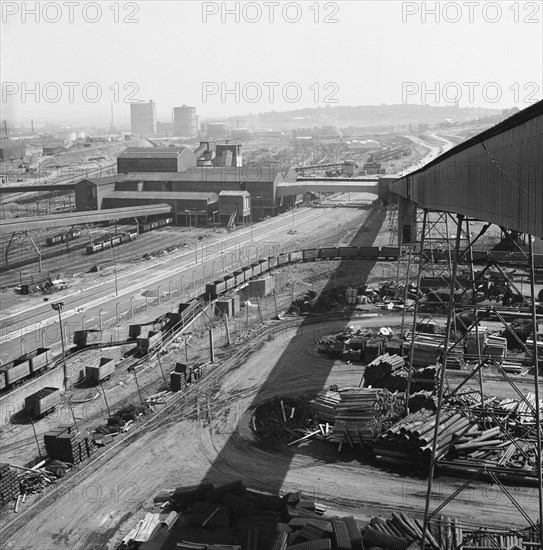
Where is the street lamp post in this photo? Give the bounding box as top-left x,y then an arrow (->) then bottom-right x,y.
81,315 -> 86,330
51,302 -> 68,389
98,309 -> 103,331
129,296 -> 134,318
112,240 -> 118,297
212,261 -> 216,278
192,270 -> 196,297
180,274 -> 184,298
168,280 -> 172,300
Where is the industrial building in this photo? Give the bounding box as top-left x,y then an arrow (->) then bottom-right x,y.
130,100 -> 157,136
117,147 -> 197,173
0,139 -> 26,160
173,106 -> 198,138
75,164 -> 296,224
218,190 -> 251,225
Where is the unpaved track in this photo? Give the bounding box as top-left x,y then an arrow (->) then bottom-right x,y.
0,316 -> 538,550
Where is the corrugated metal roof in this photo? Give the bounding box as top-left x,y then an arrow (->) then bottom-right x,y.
118,147 -> 188,159
104,191 -> 218,201
218,190 -> 251,197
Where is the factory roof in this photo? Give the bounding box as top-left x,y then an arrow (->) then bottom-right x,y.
118,147 -> 189,159
104,191 -> 218,202
218,190 -> 251,197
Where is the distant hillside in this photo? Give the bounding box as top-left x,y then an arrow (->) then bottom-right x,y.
227,104 -> 504,130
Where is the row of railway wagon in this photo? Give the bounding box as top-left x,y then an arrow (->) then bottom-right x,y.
45,229 -> 82,246
5,243 -> 540,395
85,217 -> 173,255
0,348 -> 53,392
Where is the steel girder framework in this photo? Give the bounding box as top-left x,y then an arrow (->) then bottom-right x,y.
404,211 -> 543,548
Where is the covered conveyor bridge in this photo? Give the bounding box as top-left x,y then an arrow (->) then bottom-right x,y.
0,184 -> 75,194
0,204 -> 172,235
276,177 -> 378,197
389,100 -> 543,238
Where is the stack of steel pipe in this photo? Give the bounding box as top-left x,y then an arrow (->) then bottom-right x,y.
373,408 -> 473,466
365,512 -> 463,550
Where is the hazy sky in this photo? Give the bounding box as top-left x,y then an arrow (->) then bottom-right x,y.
2,0 -> 542,125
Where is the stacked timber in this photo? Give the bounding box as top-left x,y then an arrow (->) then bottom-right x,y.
125,479 -> 530,550
0,464 -> 19,507
465,326 -> 488,356
406,333 -> 465,368
484,335 -> 507,363
374,409 -> 472,466
43,425 -> 95,465
309,391 -> 340,422
330,389 -> 381,448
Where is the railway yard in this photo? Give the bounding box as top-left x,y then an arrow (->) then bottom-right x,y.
0,114 -> 541,550
1,188 -> 542,549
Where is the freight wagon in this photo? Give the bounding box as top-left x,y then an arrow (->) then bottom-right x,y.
86,358 -> 116,384
136,331 -> 162,354
318,247 -> 339,259
25,387 -> 61,418
45,229 -> 82,247
21,348 -> 52,374
302,249 -> 319,261
0,359 -> 31,388
338,247 -> 358,258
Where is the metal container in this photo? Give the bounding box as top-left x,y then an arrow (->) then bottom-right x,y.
85,357 -> 116,384
0,359 -> 31,386
23,348 -> 52,374
25,387 -> 61,417
289,251 -> 303,262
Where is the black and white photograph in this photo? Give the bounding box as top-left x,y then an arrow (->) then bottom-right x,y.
0,1 -> 542,549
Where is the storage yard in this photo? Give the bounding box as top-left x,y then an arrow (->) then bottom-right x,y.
0,91 -> 541,550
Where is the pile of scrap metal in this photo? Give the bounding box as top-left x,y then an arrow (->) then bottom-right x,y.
118,479 -> 535,550
252,396 -> 320,447
94,403 -> 146,444
373,392 -> 543,484
317,327 -> 403,363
